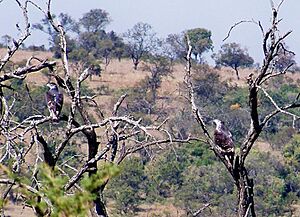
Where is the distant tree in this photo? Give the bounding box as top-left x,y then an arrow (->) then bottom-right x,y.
76,31 -> 124,68
33,13 -> 79,47
33,13 -> 79,58
26,45 -> 46,51
272,43 -> 296,72
97,38 -> 113,67
52,34 -> 77,58
78,31 -> 106,52
113,45 -> 126,62
1,35 -> 12,46
166,33 -> 186,60
75,19 -> 123,66
165,29 -> 213,63
123,22 -> 157,70
32,16 -> 56,46
97,31 -> 126,66
213,42 -> 254,79
58,13 -> 80,34
107,31 -> 126,61
142,54 -> 173,104
186,28 -> 213,63
79,9 -> 111,33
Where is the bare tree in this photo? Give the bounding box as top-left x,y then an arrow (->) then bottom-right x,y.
123,22 -> 157,70
184,1 -> 299,216
0,1 -> 194,217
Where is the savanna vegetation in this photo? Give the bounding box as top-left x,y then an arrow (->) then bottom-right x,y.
0,0 -> 299,217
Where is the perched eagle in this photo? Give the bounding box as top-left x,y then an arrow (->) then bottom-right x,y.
213,119 -> 235,165
46,82 -> 63,121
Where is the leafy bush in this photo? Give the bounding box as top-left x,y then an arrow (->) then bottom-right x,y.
105,157 -> 146,216
0,163 -> 119,217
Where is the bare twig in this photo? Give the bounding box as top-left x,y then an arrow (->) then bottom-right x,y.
192,203 -> 211,217
223,20 -> 259,41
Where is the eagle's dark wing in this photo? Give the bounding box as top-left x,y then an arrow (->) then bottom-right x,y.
54,92 -> 63,117
46,90 -> 63,120
214,130 -> 234,151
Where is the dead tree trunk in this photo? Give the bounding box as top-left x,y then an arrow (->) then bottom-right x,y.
85,129 -> 109,217
233,65 -> 240,80
184,2 -> 298,215
232,157 -> 256,217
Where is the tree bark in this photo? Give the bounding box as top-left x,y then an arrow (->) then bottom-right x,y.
234,160 -> 256,217
85,129 -> 109,217
234,65 -> 240,80
132,58 -> 139,70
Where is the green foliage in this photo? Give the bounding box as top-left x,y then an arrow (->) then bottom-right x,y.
213,42 -> 254,79
258,80 -> 300,134
175,164 -> 235,216
263,126 -> 296,150
106,157 -> 146,215
142,54 -> 173,103
283,134 -> 300,171
224,87 -> 249,107
146,142 -> 216,200
0,198 -> 6,210
96,84 -> 111,95
74,30 -> 125,66
194,71 -> 230,105
0,163 -> 119,216
80,81 -> 95,96
105,141 -> 216,215
186,28 -> 213,63
246,150 -> 298,216
26,163 -> 119,217
193,71 -> 249,143
118,82 -> 154,115
146,152 -> 184,199
79,9 -> 111,33
214,42 -> 254,69
268,83 -> 300,107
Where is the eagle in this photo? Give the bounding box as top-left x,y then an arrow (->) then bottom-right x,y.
46,82 -> 63,121
212,119 -> 235,165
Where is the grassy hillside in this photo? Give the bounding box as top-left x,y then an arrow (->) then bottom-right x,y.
1,48 -> 300,216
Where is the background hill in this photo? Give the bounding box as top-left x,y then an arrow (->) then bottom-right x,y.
2,47 -> 300,216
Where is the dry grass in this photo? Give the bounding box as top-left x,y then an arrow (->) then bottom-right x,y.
3,202 -> 35,217
253,141 -> 285,163
1,51 -> 300,216
137,202 -> 184,217
0,48 -> 53,63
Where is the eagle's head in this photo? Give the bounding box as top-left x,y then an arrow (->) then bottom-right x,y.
46,82 -> 58,90
212,119 -> 222,132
